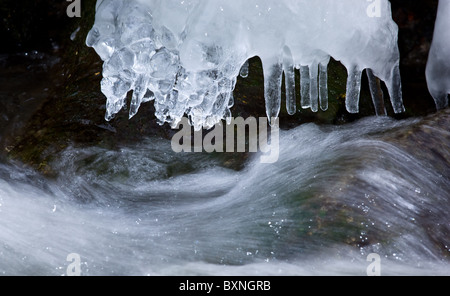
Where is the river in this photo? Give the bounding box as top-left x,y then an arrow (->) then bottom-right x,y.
0,113 -> 448,275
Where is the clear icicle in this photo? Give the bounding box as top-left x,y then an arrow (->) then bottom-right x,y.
212,92 -> 231,115
101,76 -> 131,121
310,63 -> 319,113
224,107 -> 232,125
129,75 -> 148,119
283,47 -> 296,115
319,62 -> 329,111
228,92 -> 235,108
386,64 -> 405,114
240,60 -> 249,78
345,65 -> 362,114
366,69 -> 387,116
264,61 -> 283,126
426,0 -> 450,110
300,65 -> 311,109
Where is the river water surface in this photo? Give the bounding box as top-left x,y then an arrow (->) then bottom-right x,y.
0,114 -> 448,275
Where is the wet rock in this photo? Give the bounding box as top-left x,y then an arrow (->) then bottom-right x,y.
307,108 -> 450,258
382,107 -> 450,174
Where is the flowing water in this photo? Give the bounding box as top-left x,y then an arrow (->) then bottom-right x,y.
0,115 -> 448,276
0,0 -> 447,277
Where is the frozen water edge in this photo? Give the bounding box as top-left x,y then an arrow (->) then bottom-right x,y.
87,0 -> 405,129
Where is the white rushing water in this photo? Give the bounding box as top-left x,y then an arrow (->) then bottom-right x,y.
87,0 -> 404,129
0,116 -> 448,276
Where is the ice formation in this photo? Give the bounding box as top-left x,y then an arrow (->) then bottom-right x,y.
426,0 -> 450,110
87,0 -> 404,129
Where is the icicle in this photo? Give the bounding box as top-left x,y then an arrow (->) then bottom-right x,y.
283,47 -> 296,115
224,107 -> 232,125
310,63 -> 319,113
366,69 -> 387,116
386,64 -> 405,114
212,92 -> 231,115
429,90 -> 449,110
240,60 -> 249,78
168,90 -> 187,127
129,75 -> 148,119
228,92 -> 235,108
426,0 -> 450,110
263,61 -> 283,126
319,61 -> 329,111
300,65 -> 311,109
345,65 -> 362,114
101,76 -> 131,121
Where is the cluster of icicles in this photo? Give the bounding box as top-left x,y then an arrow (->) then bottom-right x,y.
87,0 -> 408,130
